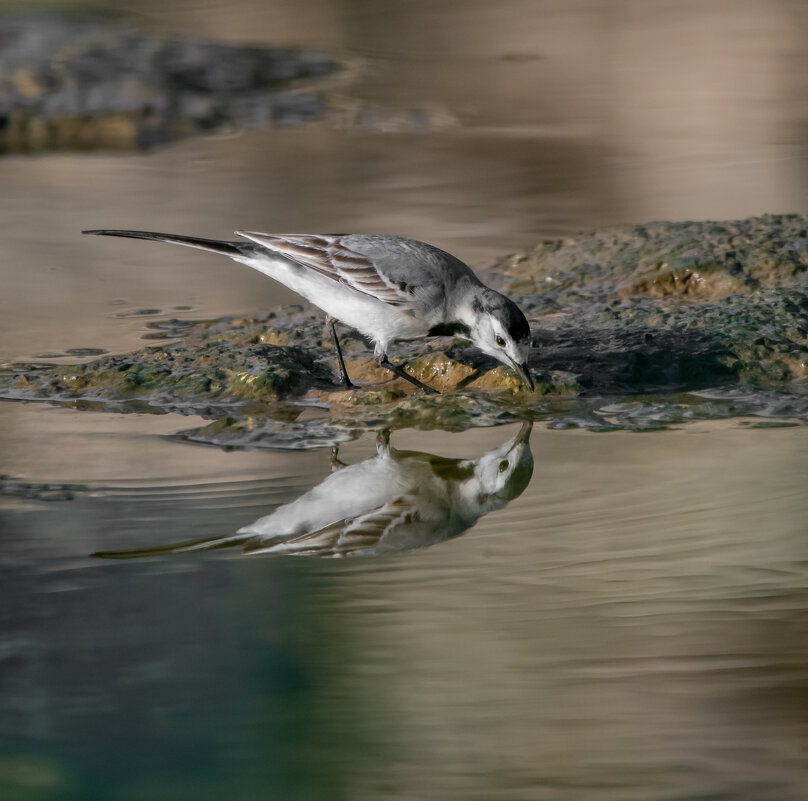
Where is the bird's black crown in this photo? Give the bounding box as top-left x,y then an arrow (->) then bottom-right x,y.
472,291 -> 531,342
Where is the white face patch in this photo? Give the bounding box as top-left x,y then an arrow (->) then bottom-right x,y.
464,293 -> 532,386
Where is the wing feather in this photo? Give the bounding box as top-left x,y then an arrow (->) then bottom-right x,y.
236,231 -> 413,306
244,497 -> 414,557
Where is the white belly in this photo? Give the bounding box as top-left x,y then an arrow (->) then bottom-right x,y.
237,253 -> 433,352
237,456 -> 403,539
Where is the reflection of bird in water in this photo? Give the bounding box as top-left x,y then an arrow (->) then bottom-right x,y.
94,423 -> 533,559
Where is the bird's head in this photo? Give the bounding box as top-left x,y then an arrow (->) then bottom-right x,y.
464,288 -> 533,390
454,421 -> 534,520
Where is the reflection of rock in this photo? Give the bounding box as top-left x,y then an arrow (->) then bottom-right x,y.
0,475 -> 86,501
94,423 -> 533,559
0,12 -> 338,153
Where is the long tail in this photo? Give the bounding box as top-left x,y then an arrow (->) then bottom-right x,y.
82,229 -> 256,258
92,532 -> 257,559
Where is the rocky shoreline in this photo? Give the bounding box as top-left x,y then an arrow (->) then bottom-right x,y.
0,10 -> 457,153
3,214 -> 808,445
0,11 -> 339,153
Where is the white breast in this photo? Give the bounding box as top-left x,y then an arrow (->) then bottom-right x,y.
236,253 -> 431,353
236,456 -> 405,540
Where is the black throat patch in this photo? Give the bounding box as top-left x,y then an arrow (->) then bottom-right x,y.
427,321 -> 471,338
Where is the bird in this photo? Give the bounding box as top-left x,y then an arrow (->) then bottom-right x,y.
82,229 -> 534,393
93,422 -> 533,559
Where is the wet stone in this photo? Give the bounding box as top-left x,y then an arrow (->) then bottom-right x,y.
0,11 -> 340,153
3,214 -> 808,443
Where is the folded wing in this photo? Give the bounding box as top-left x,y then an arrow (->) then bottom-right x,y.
237,232 -> 414,306
244,497 -> 414,557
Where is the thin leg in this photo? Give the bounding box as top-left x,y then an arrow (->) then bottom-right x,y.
376,428 -> 391,455
330,445 -> 348,472
328,317 -> 355,388
379,356 -> 439,394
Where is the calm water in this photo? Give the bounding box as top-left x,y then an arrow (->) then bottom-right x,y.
2,1 -> 808,799
3,407 -> 808,800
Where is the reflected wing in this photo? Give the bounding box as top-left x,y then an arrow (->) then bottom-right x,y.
93,499 -> 416,560
236,232 -> 413,306
93,496 -> 421,560
244,497 -> 415,557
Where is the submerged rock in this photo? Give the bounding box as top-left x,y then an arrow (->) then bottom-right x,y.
3,214 -> 808,443
0,12 -> 338,153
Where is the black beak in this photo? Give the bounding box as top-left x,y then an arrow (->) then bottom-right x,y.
511,420 -> 533,447
511,360 -> 534,392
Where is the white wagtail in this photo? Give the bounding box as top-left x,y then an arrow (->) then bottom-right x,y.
93,422 -> 533,559
82,229 -> 534,393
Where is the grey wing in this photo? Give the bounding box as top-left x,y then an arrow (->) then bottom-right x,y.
342,234 -> 480,299
236,232 -> 414,306
243,497 -> 415,557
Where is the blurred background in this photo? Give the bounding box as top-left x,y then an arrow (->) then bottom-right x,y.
3,0 -> 808,362
2,3 -> 808,800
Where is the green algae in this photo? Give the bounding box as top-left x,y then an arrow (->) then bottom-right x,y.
493,215 -> 808,394
498,214 -> 808,301
4,214 -> 808,444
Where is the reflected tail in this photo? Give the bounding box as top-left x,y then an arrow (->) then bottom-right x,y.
92,532 -> 255,559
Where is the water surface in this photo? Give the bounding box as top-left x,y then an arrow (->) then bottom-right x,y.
3,408 -> 808,800
3,1 -> 808,798
3,0 -> 808,363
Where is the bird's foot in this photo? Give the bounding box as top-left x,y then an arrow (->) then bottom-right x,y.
379,357 -> 439,394
335,372 -> 356,390
330,445 -> 348,471
327,317 -> 356,389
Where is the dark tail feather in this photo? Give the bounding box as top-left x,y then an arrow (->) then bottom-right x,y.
82,229 -> 250,258
92,532 -> 256,559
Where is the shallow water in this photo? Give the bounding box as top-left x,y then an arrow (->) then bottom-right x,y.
3,1 -> 808,798
3,408 -> 808,800
3,0 -> 808,364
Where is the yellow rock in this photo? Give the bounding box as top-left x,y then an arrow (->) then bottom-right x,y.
259,328 -> 291,346
469,365 -> 525,392
330,352 -> 476,394
402,352 -> 476,392
11,69 -> 45,99
87,115 -> 138,149
621,267 -> 746,299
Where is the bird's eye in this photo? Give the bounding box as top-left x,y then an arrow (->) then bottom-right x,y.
498,460 -> 509,473
495,335 -> 505,347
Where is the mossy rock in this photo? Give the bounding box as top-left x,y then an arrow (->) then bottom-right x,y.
4,213 -> 808,437
497,214 -> 808,303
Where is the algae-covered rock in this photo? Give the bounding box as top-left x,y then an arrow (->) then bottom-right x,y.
4,214 -> 808,442
0,309 -> 541,424
498,214 -> 808,302
493,215 -> 808,393
0,12 -> 338,153
2,320 -> 336,410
